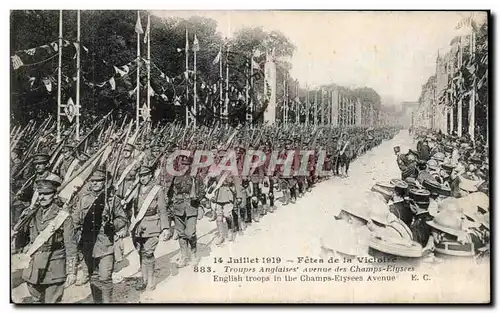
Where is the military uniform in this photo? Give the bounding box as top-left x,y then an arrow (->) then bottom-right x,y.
126,166 -> 168,290
115,144 -> 140,201
13,154 -> 60,251
170,157 -> 205,267
73,169 -> 128,303
22,178 -> 77,303
211,171 -> 239,244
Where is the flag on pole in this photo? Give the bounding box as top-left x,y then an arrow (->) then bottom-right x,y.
135,12 -> 144,34
143,15 -> 150,43
212,49 -> 221,65
192,34 -> 200,52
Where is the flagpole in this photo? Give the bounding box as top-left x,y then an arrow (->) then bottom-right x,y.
57,10 -> 62,143
305,83 -> 309,126
75,10 -> 80,141
283,72 -> 287,126
295,81 -> 299,125
314,89 -> 318,126
225,42 -> 229,125
219,45 -> 223,119
185,27 -> 189,126
136,11 -> 141,130
147,13 -> 151,120
457,36 -> 463,137
193,35 -> 197,128
246,52 -> 252,126
469,29 -> 476,141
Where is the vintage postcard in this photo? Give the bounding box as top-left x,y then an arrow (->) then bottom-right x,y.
10,10 -> 490,303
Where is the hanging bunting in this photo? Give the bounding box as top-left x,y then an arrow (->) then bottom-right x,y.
109,77 -> 116,90
11,55 -> 23,70
40,45 -> 51,53
128,86 -> 137,97
50,42 -> 58,52
42,78 -> 52,92
148,84 -> 155,96
28,76 -> 36,88
174,96 -> 181,106
25,48 -> 36,56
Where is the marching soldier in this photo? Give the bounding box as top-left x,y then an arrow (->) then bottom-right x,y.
208,165 -> 240,245
170,156 -> 205,267
115,143 -> 140,201
73,168 -> 128,303
122,166 -> 169,290
13,153 -> 61,251
21,177 -> 77,303
62,152 -> 90,182
54,142 -> 75,179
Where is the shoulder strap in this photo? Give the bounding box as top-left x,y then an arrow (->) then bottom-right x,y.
26,209 -> 70,257
130,185 -> 162,231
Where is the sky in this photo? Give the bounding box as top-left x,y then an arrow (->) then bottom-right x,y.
152,11 -> 486,104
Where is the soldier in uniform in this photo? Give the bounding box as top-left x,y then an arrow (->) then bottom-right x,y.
142,143 -> 162,169
276,140 -> 292,206
21,177 -> 77,303
123,166 -> 169,290
115,144 -> 140,201
61,152 -> 90,182
73,169 -> 128,303
170,156 -> 205,268
54,142 -> 75,180
13,153 -> 61,251
209,166 -> 240,245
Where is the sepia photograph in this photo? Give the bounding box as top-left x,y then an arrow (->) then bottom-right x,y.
9,9 -> 490,303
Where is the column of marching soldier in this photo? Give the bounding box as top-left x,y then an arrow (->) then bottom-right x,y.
10,121 -> 400,303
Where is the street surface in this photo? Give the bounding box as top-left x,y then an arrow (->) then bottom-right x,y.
11,130 -> 489,303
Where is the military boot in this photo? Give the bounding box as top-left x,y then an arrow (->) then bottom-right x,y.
282,190 -> 290,206
226,217 -> 235,242
176,239 -> 190,268
251,199 -> 260,222
189,236 -> 200,266
245,202 -> 253,224
145,259 -> 156,291
214,219 -> 226,245
238,207 -> 246,232
290,187 -> 297,204
135,260 -> 147,290
90,282 -> 103,303
101,281 -> 113,303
